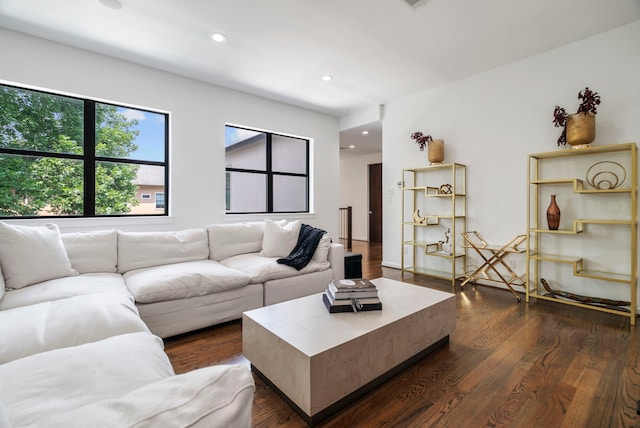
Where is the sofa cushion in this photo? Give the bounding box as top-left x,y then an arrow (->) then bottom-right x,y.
221,252 -> 330,284
61,229 -> 118,273
0,401 -> 9,428
0,264 -> 5,302
0,273 -> 129,311
0,292 -> 149,364
264,269 -> 334,306
207,222 -> 264,261
0,222 -> 78,289
35,364 -> 255,428
118,229 -> 209,273
0,332 -> 174,428
261,218 -> 301,258
124,260 -> 252,304
312,233 -> 332,264
137,284 -> 263,339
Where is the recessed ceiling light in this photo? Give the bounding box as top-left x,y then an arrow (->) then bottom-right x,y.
98,0 -> 123,9
349,145 -> 355,149
362,130 -> 369,135
211,33 -> 227,43
321,75 -> 333,82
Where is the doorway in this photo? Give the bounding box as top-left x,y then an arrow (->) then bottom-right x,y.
369,163 -> 382,243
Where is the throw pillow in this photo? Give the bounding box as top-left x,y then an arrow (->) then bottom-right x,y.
261,219 -> 301,258
311,233 -> 331,264
0,222 -> 78,289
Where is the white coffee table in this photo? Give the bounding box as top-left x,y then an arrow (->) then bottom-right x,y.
242,277 -> 456,425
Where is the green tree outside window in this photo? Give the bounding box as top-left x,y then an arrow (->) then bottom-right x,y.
0,85 -> 158,217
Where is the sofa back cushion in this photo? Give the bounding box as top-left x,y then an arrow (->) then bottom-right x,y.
207,222 -> 264,261
0,222 -> 78,289
61,230 -> 118,274
117,229 -> 209,273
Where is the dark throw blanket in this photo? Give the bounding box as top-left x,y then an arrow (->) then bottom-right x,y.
277,224 -> 327,271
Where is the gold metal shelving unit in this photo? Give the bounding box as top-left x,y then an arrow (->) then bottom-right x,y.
401,163 -> 466,287
526,143 -> 638,325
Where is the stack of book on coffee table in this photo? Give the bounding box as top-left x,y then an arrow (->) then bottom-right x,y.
322,278 -> 382,313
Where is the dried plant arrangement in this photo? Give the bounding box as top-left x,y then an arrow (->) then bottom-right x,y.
553,87 -> 601,146
410,131 -> 433,151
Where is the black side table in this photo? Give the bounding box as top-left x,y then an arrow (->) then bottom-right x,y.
344,251 -> 363,279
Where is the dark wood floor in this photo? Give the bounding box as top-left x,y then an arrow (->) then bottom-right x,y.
164,241 -> 640,427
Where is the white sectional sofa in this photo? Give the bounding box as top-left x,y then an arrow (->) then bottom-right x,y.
0,219 -> 344,427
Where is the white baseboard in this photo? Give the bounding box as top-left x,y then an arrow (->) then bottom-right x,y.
381,261 -> 401,269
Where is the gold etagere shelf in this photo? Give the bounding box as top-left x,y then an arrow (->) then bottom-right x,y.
401,163 -> 467,287
526,142 -> 638,325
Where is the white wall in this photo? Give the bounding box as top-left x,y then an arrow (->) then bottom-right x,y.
382,20 -> 640,300
339,152 -> 383,241
0,28 -> 340,237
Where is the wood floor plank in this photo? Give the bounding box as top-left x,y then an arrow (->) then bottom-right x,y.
163,241 -> 640,427
478,314 -> 554,427
560,368 -> 602,428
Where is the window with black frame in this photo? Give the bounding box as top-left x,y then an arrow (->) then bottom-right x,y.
0,84 -> 169,218
225,125 -> 309,214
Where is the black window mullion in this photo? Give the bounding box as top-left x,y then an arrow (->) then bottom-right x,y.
84,100 -> 96,216
305,139 -> 310,211
266,133 -> 273,213
163,116 -> 170,215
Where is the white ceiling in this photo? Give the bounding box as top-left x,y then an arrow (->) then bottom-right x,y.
339,121 -> 383,158
1,0 -> 639,156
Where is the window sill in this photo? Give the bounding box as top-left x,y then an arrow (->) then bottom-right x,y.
223,213 -> 317,223
3,216 -> 176,232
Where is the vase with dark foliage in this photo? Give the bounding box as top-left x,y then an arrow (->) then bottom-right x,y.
546,195 -> 561,230
411,131 -> 444,165
553,87 -> 601,148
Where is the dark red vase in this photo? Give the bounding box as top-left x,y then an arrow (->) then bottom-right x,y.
546,195 -> 560,230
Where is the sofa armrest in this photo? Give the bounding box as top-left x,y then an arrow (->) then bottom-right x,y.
328,243 -> 345,280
